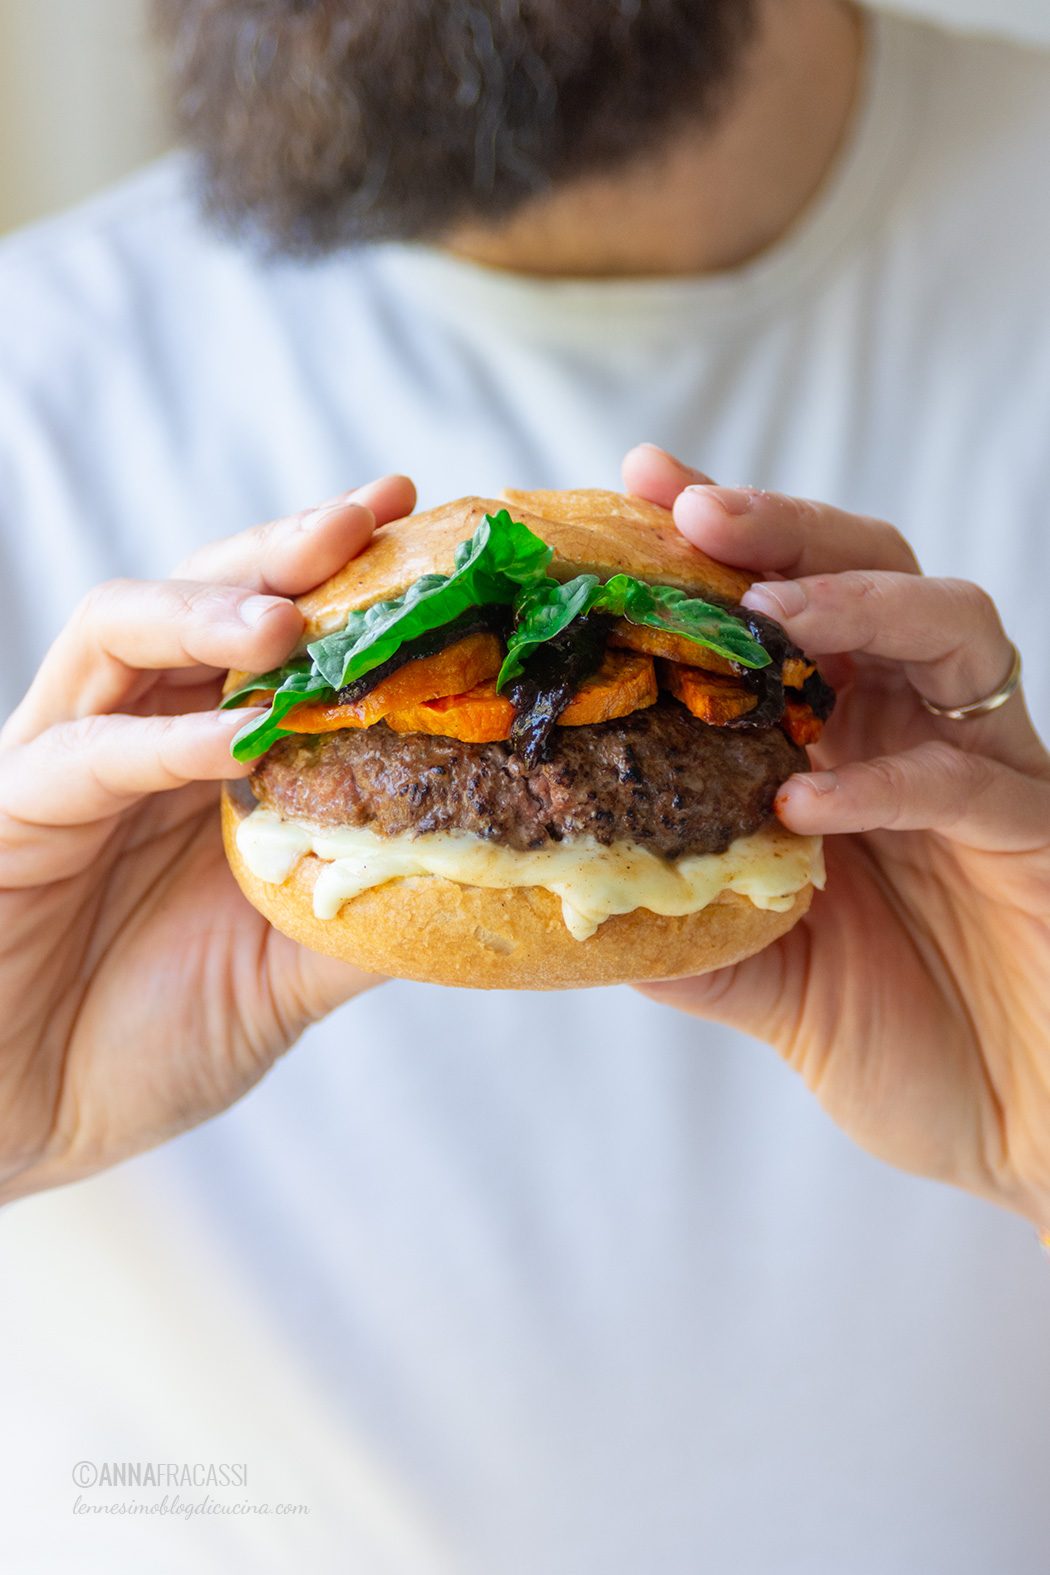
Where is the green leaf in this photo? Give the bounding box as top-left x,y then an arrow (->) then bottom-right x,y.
229,669 -> 334,763
497,576 -> 603,686
227,509 -> 553,762
498,571 -> 770,688
596,575 -> 771,668
308,508 -> 552,689
219,660 -> 312,710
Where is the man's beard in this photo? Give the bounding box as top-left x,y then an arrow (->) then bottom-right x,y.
155,0 -> 759,256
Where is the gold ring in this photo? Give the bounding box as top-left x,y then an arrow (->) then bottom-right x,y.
919,642 -> 1022,721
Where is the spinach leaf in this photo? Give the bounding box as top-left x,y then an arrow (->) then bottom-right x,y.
229,668 -> 334,763
226,509 -> 551,763
219,660 -> 312,711
308,508 -> 552,689
496,576 -> 601,688
497,571 -> 771,687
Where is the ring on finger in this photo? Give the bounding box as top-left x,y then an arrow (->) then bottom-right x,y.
918,642 -> 1022,721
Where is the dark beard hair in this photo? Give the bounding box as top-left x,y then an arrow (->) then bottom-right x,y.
155,0 -> 759,257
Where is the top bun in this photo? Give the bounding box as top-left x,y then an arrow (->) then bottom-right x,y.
293,488 -> 752,646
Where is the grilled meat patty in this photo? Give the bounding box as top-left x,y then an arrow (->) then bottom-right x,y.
249,697 -> 806,859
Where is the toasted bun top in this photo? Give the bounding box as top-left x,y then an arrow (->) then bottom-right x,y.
293,488 -> 751,644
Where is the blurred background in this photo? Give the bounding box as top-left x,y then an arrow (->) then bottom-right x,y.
1,0 -> 1048,237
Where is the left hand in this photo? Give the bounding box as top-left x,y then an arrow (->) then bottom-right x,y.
621,443 -> 1050,1226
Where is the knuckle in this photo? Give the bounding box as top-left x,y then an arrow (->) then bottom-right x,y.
75,577 -> 132,625
153,579 -> 206,621
914,739 -> 967,780
845,569 -> 887,603
782,495 -> 823,533
126,711 -> 174,753
75,577 -> 229,638
949,579 -> 1002,636
837,572 -> 892,642
860,754 -> 907,808
916,740 -> 992,804
172,542 -> 218,579
880,522 -> 920,571
50,713 -> 114,757
152,579 -> 243,633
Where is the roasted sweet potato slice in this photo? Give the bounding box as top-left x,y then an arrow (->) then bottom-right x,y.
558,651 -> 657,726
660,660 -> 758,725
282,632 -> 502,733
385,650 -> 657,743
385,680 -> 515,743
782,701 -> 824,746
783,656 -> 816,690
609,619 -> 739,675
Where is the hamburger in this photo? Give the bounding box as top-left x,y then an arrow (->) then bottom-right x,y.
220,489 -> 834,989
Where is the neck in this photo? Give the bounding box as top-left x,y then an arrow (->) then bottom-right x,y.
445,0 -> 865,279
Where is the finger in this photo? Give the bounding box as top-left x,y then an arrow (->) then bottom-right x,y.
672,487 -> 921,578
776,742 -> 1050,850
264,928 -> 386,1027
4,580 -> 304,744
172,473 -> 417,594
0,708 -> 262,835
620,443 -> 715,510
740,570 -> 1044,769
633,925 -> 803,1051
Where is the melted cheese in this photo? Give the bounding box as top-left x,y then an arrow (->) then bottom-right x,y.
236,805 -> 824,942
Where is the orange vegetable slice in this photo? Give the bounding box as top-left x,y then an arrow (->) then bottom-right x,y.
384,650 -> 658,744
557,651 -> 657,726
613,619 -> 818,694
660,660 -> 758,725
783,656 -> 816,690
281,632 -> 502,734
609,619 -> 739,676
782,701 -> 824,746
385,680 -> 515,743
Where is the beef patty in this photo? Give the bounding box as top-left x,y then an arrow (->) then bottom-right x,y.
249,698 -> 806,859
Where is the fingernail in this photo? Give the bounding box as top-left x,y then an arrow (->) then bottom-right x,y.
742,580 -> 808,618
794,770 -> 839,797
688,486 -> 756,517
300,498 -> 372,532
639,447 -> 715,484
239,594 -> 285,626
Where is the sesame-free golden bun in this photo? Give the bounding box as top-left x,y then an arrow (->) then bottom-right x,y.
221,489 -> 815,990
299,487 -> 751,634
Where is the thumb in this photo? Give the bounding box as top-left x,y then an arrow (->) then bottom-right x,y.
621,443 -> 716,509
267,930 -> 387,1034
634,929 -> 803,1047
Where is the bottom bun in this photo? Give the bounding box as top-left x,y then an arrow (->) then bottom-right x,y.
221,785 -> 813,991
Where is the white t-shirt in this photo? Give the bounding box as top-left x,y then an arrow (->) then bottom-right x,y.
2,12 -> 1050,1573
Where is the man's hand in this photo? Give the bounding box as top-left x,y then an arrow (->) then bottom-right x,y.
622,444 -> 1050,1225
0,473 -> 416,1202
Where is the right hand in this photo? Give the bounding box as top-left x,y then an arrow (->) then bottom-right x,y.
0,474 -> 416,1204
